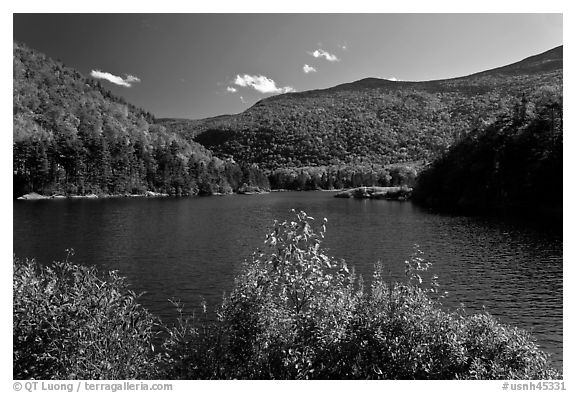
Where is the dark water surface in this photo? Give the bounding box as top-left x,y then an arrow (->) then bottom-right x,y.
13,191 -> 563,368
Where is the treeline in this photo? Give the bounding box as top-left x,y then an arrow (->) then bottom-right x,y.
413,86 -> 562,219
13,42 -> 269,197
268,163 -> 419,190
14,41 -> 563,199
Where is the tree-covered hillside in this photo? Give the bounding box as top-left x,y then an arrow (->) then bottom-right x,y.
14,42 -> 562,198
13,42 -> 269,197
161,47 -> 562,171
412,86 -> 562,219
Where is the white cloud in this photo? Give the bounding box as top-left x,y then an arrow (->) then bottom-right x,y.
240,96 -> 246,104
309,49 -> 339,62
234,74 -> 295,94
226,86 -> 238,93
339,43 -> 348,51
303,64 -> 317,74
125,74 -> 141,83
385,77 -> 399,82
90,70 -> 141,87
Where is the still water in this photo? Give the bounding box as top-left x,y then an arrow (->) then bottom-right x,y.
13,191 -> 562,368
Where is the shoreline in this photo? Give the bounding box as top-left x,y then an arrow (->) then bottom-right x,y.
16,189 -> 273,200
17,187 -> 400,201
16,191 -> 170,200
334,186 -> 413,200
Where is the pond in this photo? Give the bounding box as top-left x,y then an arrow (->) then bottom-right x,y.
13,191 -> 563,368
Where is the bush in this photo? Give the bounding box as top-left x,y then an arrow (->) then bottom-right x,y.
156,300 -> 227,379
13,252 -> 161,379
214,210 -> 560,379
14,211 -> 561,379
217,210 -> 359,378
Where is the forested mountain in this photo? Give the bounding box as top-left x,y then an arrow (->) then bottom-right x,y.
161,46 -> 562,172
412,86 -> 562,219
13,42 -> 269,198
13,42 -> 562,198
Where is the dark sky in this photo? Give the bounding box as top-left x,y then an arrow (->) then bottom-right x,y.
13,13 -> 563,119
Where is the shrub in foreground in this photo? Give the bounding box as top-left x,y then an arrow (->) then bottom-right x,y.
14,211 -> 561,379
212,211 -> 561,379
13,253 -> 161,379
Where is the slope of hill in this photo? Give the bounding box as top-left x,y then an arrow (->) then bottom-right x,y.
412,86 -> 562,220
161,47 -> 562,171
13,42 -> 269,198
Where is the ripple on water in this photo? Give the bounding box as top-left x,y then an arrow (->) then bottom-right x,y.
13,192 -> 562,368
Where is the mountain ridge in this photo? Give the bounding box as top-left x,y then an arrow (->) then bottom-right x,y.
160,45 -> 562,170
161,45 -> 562,121
13,40 -> 562,197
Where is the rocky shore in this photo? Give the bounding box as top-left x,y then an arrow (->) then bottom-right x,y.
237,184 -> 270,195
334,186 -> 412,200
17,191 -> 169,200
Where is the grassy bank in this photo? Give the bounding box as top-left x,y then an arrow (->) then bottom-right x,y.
13,212 -> 561,380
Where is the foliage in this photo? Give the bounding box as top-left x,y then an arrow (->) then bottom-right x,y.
14,212 -> 561,379
12,42 -> 269,197
13,253 -> 222,380
13,252 -> 161,379
179,211 -> 560,379
413,86 -> 562,220
268,163 -> 419,190
155,300 -> 227,379
14,41 -> 562,196
163,48 -> 562,172
216,211 -> 358,378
